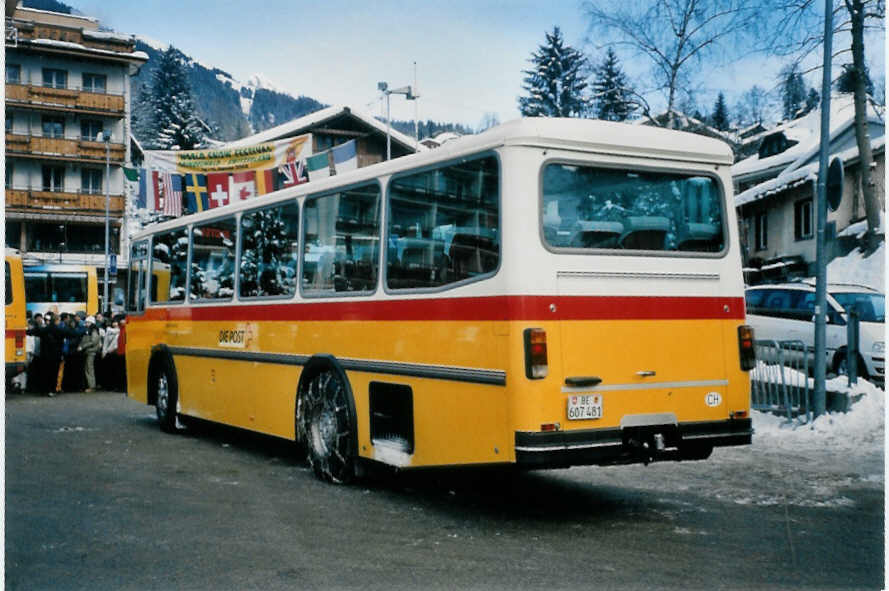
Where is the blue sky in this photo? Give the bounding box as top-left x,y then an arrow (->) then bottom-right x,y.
70,1 -> 884,128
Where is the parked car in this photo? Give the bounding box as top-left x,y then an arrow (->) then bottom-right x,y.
745,282 -> 885,383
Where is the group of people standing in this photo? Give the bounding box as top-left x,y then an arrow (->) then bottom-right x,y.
25,311 -> 126,396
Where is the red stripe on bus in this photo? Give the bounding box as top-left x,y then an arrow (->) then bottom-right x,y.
132,296 -> 745,323
5,329 -> 26,339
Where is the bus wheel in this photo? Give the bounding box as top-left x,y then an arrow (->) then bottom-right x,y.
298,368 -> 355,484
152,356 -> 180,433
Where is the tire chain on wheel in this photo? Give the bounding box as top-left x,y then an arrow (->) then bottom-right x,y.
298,369 -> 355,484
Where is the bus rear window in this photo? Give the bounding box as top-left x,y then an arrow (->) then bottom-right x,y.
542,164 -> 725,254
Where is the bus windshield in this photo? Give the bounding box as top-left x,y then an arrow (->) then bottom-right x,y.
542,164 -> 725,253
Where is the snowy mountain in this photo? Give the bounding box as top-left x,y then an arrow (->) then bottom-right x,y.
131,38 -> 326,143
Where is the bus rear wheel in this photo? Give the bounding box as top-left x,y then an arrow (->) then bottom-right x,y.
297,368 -> 356,484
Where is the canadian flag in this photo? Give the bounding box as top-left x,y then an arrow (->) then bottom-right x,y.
207,173 -> 230,209
231,171 -> 256,201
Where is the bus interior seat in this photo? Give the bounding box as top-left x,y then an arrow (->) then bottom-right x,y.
619,216 -> 670,250
677,222 -> 720,251
570,221 -> 623,248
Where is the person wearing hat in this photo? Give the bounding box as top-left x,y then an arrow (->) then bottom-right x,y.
77,316 -> 102,392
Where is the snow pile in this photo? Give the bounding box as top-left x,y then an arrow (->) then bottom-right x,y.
752,377 -> 885,452
827,228 -> 885,291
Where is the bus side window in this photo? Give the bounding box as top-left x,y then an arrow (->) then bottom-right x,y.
239,201 -> 300,298
127,239 -> 149,313
387,155 -> 499,290
190,217 -> 237,301
302,184 -> 380,295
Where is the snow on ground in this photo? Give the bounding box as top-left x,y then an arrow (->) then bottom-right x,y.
827,234 -> 885,290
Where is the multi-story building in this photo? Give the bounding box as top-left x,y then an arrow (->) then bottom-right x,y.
4,4 -> 146,278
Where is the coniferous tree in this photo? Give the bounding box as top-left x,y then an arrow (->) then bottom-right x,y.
518,27 -> 590,117
142,47 -> 208,149
711,92 -> 730,131
803,87 -> 820,115
836,63 -> 874,96
781,65 -> 807,120
591,48 -> 636,121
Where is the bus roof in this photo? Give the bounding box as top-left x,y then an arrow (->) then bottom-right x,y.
133,117 -> 734,240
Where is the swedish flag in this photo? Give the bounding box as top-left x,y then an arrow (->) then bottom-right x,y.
184,173 -> 209,213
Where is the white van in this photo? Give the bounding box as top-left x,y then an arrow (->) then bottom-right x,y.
745,282 -> 885,383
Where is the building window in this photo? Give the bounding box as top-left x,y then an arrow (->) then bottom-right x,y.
5,63 -> 21,84
794,198 -> 813,240
6,162 -> 13,189
42,68 -> 67,89
42,116 -> 65,138
81,168 -> 103,194
5,222 -> 22,249
82,73 -> 106,93
27,223 -> 66,252
5,113 -> 11,133
81,119 -> 104,142
42,165 -> 65,192
66,223 -> 116,253
754,211 -> 768,251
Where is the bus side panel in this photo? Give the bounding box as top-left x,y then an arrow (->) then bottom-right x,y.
125,319 -> 161,404
5,256 -> 27,375
347,372 -> 511,467
87,269 -> 99,315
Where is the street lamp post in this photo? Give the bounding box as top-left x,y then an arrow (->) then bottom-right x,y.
377,81 -> 419,161
102,130 -> 111,316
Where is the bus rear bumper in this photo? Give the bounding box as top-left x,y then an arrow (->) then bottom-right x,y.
514,418 -> 753,468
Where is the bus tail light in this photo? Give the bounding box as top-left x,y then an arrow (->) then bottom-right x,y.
738,325 -> 755,371
14,332 -> 24,356
524,328 -> 548,379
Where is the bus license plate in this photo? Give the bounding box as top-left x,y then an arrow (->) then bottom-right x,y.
567,394 -> 602,420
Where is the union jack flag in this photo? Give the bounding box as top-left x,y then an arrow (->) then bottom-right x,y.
277,160 -> 307,188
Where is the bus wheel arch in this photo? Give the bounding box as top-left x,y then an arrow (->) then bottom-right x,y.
148,346 -> 181,433
296,355 -> 359,484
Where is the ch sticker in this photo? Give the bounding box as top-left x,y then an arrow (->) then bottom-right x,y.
705,392 -> 723,407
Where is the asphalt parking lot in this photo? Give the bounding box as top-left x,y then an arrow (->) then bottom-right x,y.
5,391 -> 884,590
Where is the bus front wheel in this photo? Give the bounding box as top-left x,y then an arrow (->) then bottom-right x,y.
297,367 -> 356,484
151,356 -> 180,433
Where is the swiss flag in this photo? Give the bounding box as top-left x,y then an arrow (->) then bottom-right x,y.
207,173 -> 230,208
231,171 -> 256,201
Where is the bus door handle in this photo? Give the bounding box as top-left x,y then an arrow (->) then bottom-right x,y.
565,376 -> 602,387
636,370 -> 656,377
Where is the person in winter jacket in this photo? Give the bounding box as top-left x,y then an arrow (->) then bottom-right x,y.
77,317 -> 102,392
26,313 -> 77,396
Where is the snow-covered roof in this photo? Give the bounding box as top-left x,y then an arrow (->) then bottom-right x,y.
734,132 -> 885,207
732,95 -> 883,180
82,29 -> 135,43
26,38 -> 148,63
222,105 -> 424,153
634,109 -> 737,144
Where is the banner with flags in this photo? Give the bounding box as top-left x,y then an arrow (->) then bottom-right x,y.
146,134 -> 311,174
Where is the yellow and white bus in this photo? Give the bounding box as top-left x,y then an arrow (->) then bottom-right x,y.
5,250 -> 27,389
126,118 -> 755,483
23,264 -> 99,317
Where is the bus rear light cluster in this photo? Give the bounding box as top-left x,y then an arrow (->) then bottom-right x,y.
524,328 -> 548,379
738,325 -> 755,371
14,333 -> 24,356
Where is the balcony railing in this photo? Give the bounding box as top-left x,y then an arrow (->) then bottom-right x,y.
6,186 -> 125,215
5,132 -> 126,163
5,82 -> 125,114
